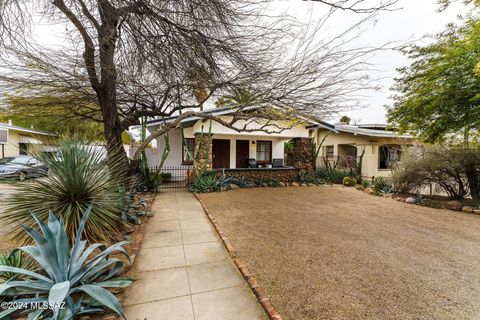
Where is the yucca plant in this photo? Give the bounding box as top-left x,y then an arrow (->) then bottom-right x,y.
2,138 -> 126,245
0,206 -> 132,319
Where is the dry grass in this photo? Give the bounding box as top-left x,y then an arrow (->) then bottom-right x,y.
198,185 -> 480,320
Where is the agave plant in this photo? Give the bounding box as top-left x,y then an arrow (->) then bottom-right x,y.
0,250 -> 37,283
0,206 -> 132,319
2,138 -> 126,244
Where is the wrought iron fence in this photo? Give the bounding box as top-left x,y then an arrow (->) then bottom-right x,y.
153,165 -> 192,189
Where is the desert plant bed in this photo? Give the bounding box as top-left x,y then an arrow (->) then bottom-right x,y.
197,186 -> 480,320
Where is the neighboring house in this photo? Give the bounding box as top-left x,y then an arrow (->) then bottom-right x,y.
312,123 -> 416,178
136,106 -> 334,170
0,121 -> 57,158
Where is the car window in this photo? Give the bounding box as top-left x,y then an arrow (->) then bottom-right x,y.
27,158 -> 38,165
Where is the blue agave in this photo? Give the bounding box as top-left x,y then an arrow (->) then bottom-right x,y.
0,206 -> 133,319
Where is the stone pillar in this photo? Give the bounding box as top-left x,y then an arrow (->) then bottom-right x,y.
292,137 -> 314,172
194,133 -> 212,172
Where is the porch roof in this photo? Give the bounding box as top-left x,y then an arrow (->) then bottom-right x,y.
141,105 -> 337,132
314,123 -> 413,139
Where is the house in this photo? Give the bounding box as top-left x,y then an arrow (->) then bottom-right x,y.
135,106 -> 335,183
312,123 -> 416,178
0,121 -> 57,158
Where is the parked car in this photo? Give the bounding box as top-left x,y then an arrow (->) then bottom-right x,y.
0,156 -> 48,181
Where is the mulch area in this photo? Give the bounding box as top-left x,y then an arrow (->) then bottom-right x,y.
198,185 -> 480,320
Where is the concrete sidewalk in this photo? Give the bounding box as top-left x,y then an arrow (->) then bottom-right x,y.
123,190 -> 267,320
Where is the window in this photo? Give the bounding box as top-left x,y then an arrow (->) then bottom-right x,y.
19,143 -> 28,155
256,140 -> 272,163
326,145 -> 334,158
182,138 -> 195,164
379,145 -> 401,169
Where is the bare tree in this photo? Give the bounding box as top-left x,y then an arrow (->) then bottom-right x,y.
0,0 -> 395,173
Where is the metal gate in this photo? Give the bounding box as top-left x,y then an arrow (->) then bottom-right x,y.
157,165 -> 191,189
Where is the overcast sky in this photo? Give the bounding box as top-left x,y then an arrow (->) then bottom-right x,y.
280,0 -> 467,124
31,0 -> 468,125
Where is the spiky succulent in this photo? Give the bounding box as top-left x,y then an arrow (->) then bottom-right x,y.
0,206 -> 133,319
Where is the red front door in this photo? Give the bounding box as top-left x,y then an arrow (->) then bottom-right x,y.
212,139 -> 230,169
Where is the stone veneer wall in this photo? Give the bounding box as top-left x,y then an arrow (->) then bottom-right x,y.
194,133 -> 212,171
292,137 -> 314,172
219,168 -> 299,183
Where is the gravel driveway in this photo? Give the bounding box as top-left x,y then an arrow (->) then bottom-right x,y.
198,185 -> 480,320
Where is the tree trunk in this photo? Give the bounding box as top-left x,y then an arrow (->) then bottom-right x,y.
97,2 -> 130,178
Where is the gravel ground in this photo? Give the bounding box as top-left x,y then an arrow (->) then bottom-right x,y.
198,185 -> 480,320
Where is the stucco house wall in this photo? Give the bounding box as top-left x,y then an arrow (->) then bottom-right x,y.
144,115 -> 312,169
0,125 -> 56,158
314,129 -> 415,178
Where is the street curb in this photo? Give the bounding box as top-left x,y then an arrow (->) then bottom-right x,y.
193,192 -> 283,320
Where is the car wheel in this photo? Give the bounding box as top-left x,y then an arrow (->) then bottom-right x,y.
18,172 -> 27,181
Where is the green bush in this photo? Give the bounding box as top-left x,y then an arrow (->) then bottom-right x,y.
137,160 -> 162,193
189,170 -> 232,193
2,138 -> 126,245
342,176 -> 357,187
361,179 -> 370,188
372,176 -> 393,195
0,207 -> 132,319
231,176 -> 255,188
315,167 -> 351,184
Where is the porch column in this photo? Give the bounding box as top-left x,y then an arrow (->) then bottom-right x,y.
194,133 -> 212,171
292,137 -> 314,172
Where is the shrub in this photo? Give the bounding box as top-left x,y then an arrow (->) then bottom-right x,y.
361,179 -> 370,188
392,146 -> 479,200
2,139 -> 126,245
372,176 -> 393,195
315,167 -> 350,184
0,207 -> 132,319
231,176 -> 255,188
137,160 -> 162,193
342,176 -> 356,187
189,170 -> 232,193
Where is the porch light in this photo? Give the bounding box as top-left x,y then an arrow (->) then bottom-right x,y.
252,141 -> 255,145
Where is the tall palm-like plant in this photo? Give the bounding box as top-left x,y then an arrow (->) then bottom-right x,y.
2,138 -> 126,244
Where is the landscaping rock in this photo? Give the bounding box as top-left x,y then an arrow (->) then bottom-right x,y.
384,193 -> 393,198
261,183 -> 268,187
394,197 -> 404,202
405,197 -> 416,204
291,182 -> 299,187
230,184 -> 239,189
307,183 -> 315,186
445,201 -> 462,211
279,182 -> 285,187
363,187 -> 374,194
473,209 -> 480,215
462,206 -> 474,213
300,183 -> 307,187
